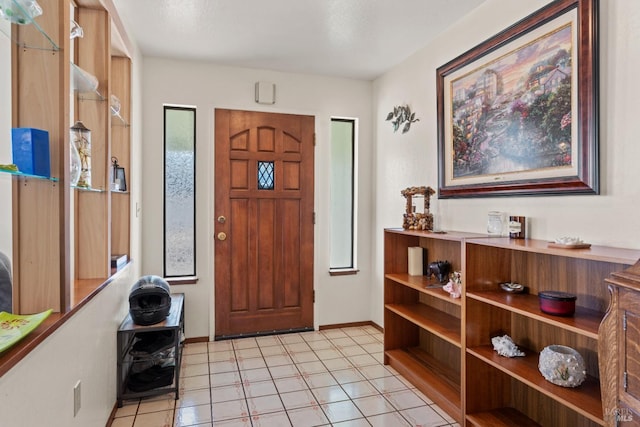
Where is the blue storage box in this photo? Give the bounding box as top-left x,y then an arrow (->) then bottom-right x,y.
11,128 -> 50,177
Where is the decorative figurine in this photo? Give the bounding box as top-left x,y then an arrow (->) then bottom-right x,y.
427,260 -> 451,283
443,271 -> 462,298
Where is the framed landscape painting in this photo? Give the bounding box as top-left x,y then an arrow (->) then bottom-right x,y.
437,0 -> 598,198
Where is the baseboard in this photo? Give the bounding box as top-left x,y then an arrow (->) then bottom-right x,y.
319,320 -> 383,332
184,336 -> 209,344
186,320 -> 383,345
105,402 -> 118,427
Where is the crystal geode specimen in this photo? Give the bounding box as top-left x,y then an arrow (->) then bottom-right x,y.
491,334 -> 525,357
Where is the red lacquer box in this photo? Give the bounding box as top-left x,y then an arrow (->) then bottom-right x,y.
538,291 -> 576,316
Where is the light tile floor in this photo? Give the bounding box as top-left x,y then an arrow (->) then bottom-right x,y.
111,326 -> 460,427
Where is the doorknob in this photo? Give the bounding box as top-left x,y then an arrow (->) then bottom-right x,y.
217,232 -> 227,241
217,215 -> 226,224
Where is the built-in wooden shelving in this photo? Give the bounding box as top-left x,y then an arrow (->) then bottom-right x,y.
383,228 -> 640,426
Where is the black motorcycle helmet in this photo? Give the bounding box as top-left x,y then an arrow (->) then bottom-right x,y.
129,275 -> 171,325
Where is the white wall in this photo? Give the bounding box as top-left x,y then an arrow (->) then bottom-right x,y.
0,18 -> 12,259
140,58 -> 375,339
0,265 -> 134,427
370,0 -> 640,326
129,49 -> 143,281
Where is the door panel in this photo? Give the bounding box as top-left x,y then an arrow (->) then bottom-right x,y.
257,198 -> 275,310
282,199 -> 302,307
229,198 -> 249,312
230,160 -> 249,189
215,109 -> 314,338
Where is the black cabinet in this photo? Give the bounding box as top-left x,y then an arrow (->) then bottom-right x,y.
117,293 -> 184,407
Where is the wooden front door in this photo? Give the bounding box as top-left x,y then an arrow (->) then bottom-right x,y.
214,109 -> 315,338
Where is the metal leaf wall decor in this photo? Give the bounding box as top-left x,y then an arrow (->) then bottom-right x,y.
386,105 -> 419,133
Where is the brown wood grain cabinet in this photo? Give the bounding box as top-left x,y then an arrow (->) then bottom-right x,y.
599,261 -> 640,426
383,229 -> 640,426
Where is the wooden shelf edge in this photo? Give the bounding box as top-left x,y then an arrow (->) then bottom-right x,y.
467,291 -> 600,339
384,228 -> 486,241
466,408 -> 541,427
385,348 -> 462,424
385,303 -> 461,347
0,168 -> 58,181
73,261 -> 132,307
0,263 -> 133,379
465,237 -> 640,265
467,345 -> 604,425
386,273 -> 462,306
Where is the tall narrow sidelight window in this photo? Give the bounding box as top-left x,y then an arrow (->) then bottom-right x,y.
164,105 -> 196,278
329,118 -> 357,272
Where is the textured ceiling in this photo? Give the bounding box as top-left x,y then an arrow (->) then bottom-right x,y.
112,0 -> 486,80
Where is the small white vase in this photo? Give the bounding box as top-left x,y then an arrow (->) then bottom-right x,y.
538,345 -> 586,387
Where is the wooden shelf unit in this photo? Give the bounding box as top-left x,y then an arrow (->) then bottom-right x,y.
464,237 -> 640,426
7,0 -> 133,314
384,228 -> 484,424
11,0 -> 71,313
383,229 -> 640,426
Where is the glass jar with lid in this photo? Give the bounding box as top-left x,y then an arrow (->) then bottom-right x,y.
487,211 -> 505,236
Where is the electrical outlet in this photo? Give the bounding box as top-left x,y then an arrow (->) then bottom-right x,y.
73,381 -> 81,417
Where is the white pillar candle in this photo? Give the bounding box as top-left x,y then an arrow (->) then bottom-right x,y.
408,247 -> 424,276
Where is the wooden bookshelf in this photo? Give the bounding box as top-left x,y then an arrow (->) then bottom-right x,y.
383,229 -> 640,426
383,229 -> 483,424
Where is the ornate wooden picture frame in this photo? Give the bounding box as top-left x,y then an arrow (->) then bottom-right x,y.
437,0 -> 598,198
